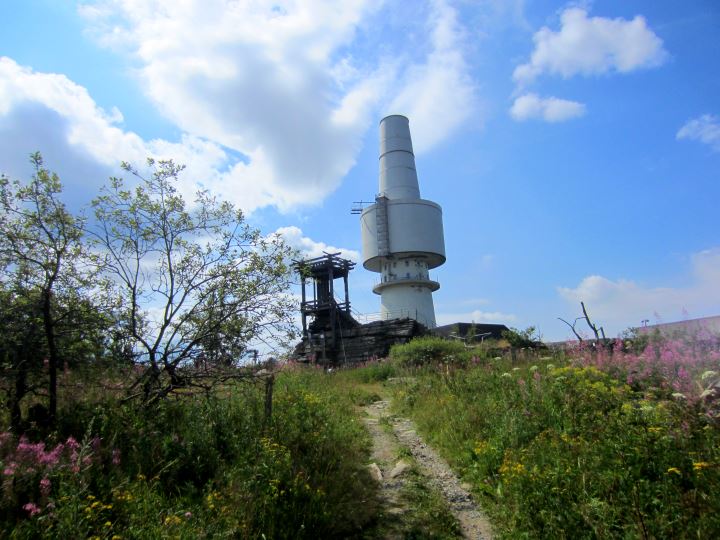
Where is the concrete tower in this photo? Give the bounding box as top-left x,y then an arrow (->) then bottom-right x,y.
360,115 -> 446,328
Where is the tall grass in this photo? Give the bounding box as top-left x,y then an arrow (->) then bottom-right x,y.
1,367 -> 378,539
390,334 -> 720,538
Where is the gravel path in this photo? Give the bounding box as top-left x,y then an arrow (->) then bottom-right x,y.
363,400 -> 494,539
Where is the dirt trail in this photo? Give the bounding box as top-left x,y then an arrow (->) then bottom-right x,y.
363,399 -> 494,539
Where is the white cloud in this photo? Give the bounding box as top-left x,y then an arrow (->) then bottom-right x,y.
272,226 -> 360,262
0,56 -> 146,166
513,7 -> 667,85
75,0 -> 477,213
676,114 -> 720,152
388,0 -> 477,153
0,56 -> 286,211
436,310 -> 517,326
558,248 -> 720,335
510,93 -> 585,122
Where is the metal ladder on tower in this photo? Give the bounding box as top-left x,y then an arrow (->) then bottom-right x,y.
375,195 -> 389,257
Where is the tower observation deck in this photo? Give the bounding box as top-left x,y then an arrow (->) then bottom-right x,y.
360,115 -> 446,328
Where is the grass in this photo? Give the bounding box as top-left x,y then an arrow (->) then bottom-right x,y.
5,331 -> 719,538
1,366 -> 380,539
388,335 -> 720,539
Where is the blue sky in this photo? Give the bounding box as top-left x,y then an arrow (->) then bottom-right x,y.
1,0 -> 718,340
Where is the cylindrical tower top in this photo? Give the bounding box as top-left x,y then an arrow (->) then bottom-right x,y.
379,115 -> 421,200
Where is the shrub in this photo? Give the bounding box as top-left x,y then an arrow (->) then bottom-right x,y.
389,336 -> 473,367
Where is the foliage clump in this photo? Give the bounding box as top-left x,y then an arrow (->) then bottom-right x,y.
389,336 -> 473,367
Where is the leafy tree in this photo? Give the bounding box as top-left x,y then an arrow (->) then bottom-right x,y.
0,285 -> 46,432
90,159 -> 296,402
502,326 -> 542,348
0,154 -> 91,425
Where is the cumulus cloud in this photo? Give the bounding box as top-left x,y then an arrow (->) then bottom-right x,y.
558,248 -> 720,334
676,114 -> 720,152
510,93 -> 585,122
73,0 -> 477,213
0,56 -> 279,210
436,310 -> 517,326
513,7 -> 667,85
272,226 -> 360,262
388,0 -> 477,153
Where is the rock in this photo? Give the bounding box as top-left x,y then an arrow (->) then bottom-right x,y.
389,460 -> 412,478
368,462 -> 383,482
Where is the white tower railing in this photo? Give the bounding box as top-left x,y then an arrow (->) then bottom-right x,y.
360,115 -> 446,328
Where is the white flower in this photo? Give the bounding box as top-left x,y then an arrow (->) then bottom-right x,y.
501,372 -> 512,378
701,370 -> 718,381
671,392 -> 686,400
529,365 -> 539,372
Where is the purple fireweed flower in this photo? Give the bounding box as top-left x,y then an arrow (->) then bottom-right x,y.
40,477 -> 51,497
23,502 -> 41,517
65,437 -> 80,452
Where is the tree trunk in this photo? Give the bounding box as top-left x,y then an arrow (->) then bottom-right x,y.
41,288 -> 58,426
9,358 -> 27,433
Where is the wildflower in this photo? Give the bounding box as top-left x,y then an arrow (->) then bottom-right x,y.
164,515 -> 182,526
23,502 -> 41,517
184,511 -> 192,518
65,436 -> 80,452
701,370 -> 718,381
546,364 -> 555,370
40,477 -> 51,497
693,461 -> 711,471
104,521 -> 112,528
671,392 -> 686,400
501,372 -> 511,378
667,467 -> 681,475
512,367 -> 521,372
529,365 -> 538,372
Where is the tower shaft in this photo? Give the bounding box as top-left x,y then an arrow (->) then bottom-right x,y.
360,115 -> 446,328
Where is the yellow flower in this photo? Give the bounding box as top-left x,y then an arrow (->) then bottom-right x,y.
693,461 -> 711,471
667,467 -> 681,475
164,515 -> 182,526
648,427 -> 662,433
104,521 -> 112,528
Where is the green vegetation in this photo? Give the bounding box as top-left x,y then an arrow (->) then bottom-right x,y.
389,335 -> 720,538
389,335 -> 474,367
4,157 -> 720,538
1,367 -> 379,538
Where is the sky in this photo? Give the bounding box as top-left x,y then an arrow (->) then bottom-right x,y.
1,0 -> 718,341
